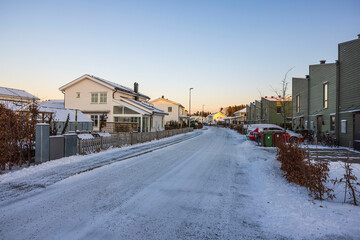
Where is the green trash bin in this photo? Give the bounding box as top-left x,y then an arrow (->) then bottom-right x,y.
243,128 -> 247,135
264,131 -> 273,147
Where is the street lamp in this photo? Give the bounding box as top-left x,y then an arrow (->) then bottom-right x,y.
188,88 -> 193,128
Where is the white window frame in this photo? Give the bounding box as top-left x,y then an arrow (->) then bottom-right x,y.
341,120 -> 347,134
100,92 -> 107,104
91,93 -> 99,104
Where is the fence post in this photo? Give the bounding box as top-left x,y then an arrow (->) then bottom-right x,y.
64,134 -> 77,157
35,124 -> 50,163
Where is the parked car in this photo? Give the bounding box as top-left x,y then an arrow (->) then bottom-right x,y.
246,124 -> 303,143
92,132 -> 112,138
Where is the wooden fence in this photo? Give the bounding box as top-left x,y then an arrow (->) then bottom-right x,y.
78,128 -> 193,154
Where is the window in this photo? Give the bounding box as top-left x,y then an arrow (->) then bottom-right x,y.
113,106 -> 139,114
76,92 -> 80,98
305,120 -> 308,130
330,116 -> 335,131
100,93 -> 107,103
114,117 -> 139,123
276,106 -> 281,114
91,115 -> 98,127
341,120 -> 347,133
91,93 -> 98,103
296,95 -> 300,113
168,107 -> 172,112
323,83 -> 328,108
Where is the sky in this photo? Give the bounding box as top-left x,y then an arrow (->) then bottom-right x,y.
0,0 -> 359,113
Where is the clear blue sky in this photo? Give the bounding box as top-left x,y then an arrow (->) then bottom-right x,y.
1,0 -> 359,112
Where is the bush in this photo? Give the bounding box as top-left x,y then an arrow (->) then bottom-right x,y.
276,140 -> 334,200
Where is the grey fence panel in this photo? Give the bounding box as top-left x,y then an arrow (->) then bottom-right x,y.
49,136 -> 65,160
77,128 -> 193,154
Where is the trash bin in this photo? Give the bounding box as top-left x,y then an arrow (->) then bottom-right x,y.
264,131 -> 273,147
273,131 -> 285,146
243,128 -> 247,135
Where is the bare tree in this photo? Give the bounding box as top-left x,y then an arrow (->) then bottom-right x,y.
271,67 -> 294,131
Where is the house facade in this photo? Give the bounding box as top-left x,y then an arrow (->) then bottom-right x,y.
292,77 -> 309,130
338,36 -> 360,149
59,74 -> 167,133
260,96 -> 293,127
208,112 -> 227,124
149,96 -> 188,127
291,35 -> 360,150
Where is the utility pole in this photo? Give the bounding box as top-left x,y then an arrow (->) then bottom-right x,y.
188,88 -> 193,128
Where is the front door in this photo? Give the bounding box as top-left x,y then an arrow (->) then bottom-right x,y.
354,113 -> 360,151
317,116 -> 322,134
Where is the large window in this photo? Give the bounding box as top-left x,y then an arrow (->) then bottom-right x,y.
114,117 -> 139,123
296,95 -> 300,113
276,106 -> 281,114
91,93 -> 98,103
100,93 -> 107,103
91,92 -> 107,104
91,115 -> 98,127
323,83 -> 328,108
113,106 -> 139,114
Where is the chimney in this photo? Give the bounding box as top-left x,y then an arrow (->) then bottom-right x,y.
162,95 -> 164,98
265,96 -> 267,98
320,60 -> 326,64
134,82 -> 139,100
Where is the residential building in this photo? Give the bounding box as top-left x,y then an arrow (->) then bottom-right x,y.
338,35 -> 360,149
232,108 -> 246,125
208,112 -> 227,124
149,96 -> 188,127
59,74 -> 168,132
292,77 -> 309,130
291,34 -> 360,150
261,96 -> 293,128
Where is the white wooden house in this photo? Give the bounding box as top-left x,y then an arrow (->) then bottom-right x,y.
59,74 -> 168,132
149,96 -> 188,127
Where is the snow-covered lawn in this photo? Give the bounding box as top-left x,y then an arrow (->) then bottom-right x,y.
0,127 -> 359,239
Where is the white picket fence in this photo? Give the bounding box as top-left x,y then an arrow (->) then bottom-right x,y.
78,128 -> 193,154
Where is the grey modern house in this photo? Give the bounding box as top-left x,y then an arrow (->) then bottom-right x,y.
292,34 -> 360,150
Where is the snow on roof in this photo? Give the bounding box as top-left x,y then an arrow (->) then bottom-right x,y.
0,86 -> 39,100
208,112 -> 226,117
0,100 -> 30,111
262,96 -> 292,102
150,97 -> 185,108
234,108 -> 246,114
38,100 -> 64,109
124,98 -> 168,115
89,75 -> 150,99
38,106 -> 92,122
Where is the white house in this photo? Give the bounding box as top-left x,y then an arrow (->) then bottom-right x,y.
232,108 -> 247,125
149,96 -> 188,127
59,74 -> 168,132
208,112 -> 227,124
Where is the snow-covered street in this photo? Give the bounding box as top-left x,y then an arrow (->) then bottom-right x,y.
0,127 -> 359,240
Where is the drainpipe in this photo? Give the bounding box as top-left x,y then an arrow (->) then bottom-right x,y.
335,59 -> 340,142
306,75 -> 310,126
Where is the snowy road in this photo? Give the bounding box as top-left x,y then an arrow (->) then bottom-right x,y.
0,127 -> 359,240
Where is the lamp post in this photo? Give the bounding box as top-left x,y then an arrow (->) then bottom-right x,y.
188,88 -> 193,128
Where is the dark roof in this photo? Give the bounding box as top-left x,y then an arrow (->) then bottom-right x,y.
89,75 -> 150,100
